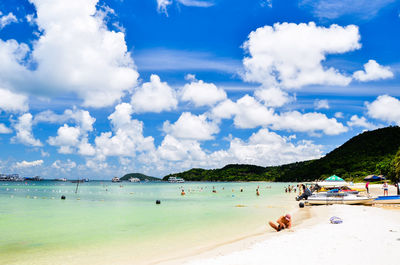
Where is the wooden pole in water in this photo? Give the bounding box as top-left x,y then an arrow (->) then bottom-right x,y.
75,178 -> 80,194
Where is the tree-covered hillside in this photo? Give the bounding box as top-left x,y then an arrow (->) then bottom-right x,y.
163,126 -> 400,182
120,173 -> 160,181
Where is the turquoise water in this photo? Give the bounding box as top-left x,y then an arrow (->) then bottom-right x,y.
0,181 -> 298,264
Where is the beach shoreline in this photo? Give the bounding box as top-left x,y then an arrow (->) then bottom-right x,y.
157,183 -> 400,265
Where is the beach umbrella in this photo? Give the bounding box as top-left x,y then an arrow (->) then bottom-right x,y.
325,175 -> 344,182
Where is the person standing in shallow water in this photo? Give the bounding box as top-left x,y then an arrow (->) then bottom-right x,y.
382,181 -> 388,196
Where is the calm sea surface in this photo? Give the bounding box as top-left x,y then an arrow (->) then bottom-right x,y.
0,181 -> 298,264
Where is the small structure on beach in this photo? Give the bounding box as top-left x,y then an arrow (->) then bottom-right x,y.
363,175 -> 385,181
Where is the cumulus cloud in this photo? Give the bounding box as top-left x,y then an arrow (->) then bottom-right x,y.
366,95 -> 400,125
347,115 -> 376,129
163,112 -> 219,140
353,60 -> 394,82
38,108 -> 96,155
0,123 -> 12,134
93,103 -> 155,160
0,12 -> 18,29
0,0 -> 139,108
12,113 -> 42,146
210,95 -> 346,135
231,95 -> 276,129
15,160 -> 43,168
48,125 -> 81,154
52,159 -> 77,172
242,22 -> 360,88
314,99 -> 330,109
271,111 -> 348,135
157,135 -> 207,162
0,87 -> 28,113
181,79 -> 227,107
35,108 -> 96,132
254,87 -> 291,107
155,128 -> 323,171
216,128 -> 323,166
131,75 -> 178,113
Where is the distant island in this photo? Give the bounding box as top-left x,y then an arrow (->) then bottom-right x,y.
120,173 -> 160,182
163,126 -> 400,183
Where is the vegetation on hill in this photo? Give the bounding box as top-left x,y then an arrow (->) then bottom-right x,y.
162,126 -> 400,183
120,173 -> 160,181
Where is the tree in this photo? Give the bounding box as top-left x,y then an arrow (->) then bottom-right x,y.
391,148 -> 400,195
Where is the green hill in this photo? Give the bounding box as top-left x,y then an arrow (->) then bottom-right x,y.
120,173 -> 160,181
163,126 -> 400,182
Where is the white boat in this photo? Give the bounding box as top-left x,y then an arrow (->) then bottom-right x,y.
373,195 -> 400,204
111,177 -> 121,182
168,176 -> 185,183
306,192 -> 373,205
129,177 -> 140,182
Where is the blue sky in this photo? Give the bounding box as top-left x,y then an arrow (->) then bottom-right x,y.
0,0 -> 399,179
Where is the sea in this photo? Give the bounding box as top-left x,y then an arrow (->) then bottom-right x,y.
0,181 -> 298,265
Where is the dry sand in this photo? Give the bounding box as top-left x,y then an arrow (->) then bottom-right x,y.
158,183 -> 400,265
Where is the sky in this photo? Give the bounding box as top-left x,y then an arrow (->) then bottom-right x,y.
0,0 -> 400,179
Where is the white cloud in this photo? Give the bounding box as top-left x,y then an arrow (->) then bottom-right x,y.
0,0 -> 139,108
163,112 -> 219,140
0,123 -> 12,134
0,12 -> 18,29
93,103 -> 155,159
0,87 -> 28,113
15,160 -> 43,168
12,113 -> 42,146
347,115 -> 376,129
181,79 -> 227,107
300,0 -> 396,20
48,124 -> 81,154
37,108 -> 96,155
131,75 -> 178,113
334,112 -> 344,119
242,22 -> 360,88
157,0 -> 214,15
353,60 -> 394,82
52,159 -> 77,172
254,87 -> 291,107
157,135 -> 207,162
271,111 -> 348,135
157,0 -> 172,15
217,128 -> 323,166
231,95 -> 276,129
34,108 -> 96,132
155,128 -> 323,171
210,99 -> 239,120
366,95 -> 400,125
314,99 -> 330,109
178,0 -> 214,7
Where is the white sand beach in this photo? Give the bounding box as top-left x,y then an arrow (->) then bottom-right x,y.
159,184 -> 400,265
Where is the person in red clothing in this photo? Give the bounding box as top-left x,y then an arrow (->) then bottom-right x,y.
365,182 -> 369,194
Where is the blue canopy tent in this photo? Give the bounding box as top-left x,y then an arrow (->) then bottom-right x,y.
364,175 -> 385,181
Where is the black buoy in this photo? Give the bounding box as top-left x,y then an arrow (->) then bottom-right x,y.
61,195 -> 66,200
156,200 -> 161,205
299,202 -> 304,208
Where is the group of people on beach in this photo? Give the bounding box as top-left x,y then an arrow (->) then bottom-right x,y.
365,181 -> 390,196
